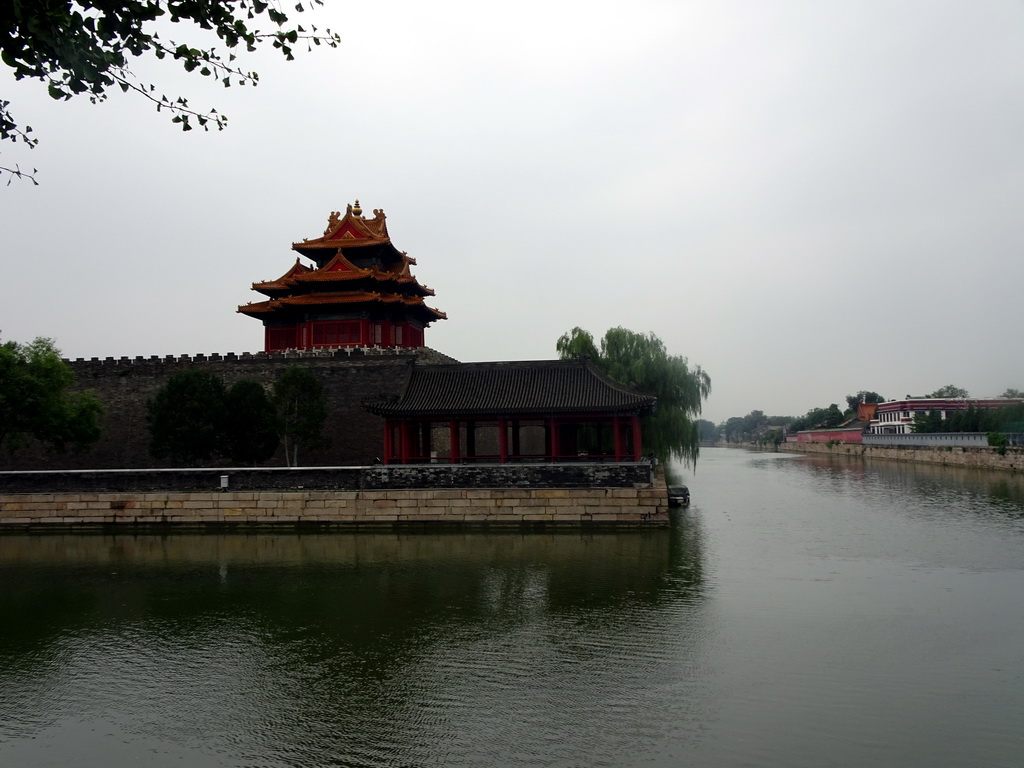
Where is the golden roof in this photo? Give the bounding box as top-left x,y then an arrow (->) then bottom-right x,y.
292,202 -> 390,251
241,202 -> 445,324
252,258 -> 313,293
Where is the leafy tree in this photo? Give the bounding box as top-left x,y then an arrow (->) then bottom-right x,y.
556,327 -> 711,467
821,404 -> 844,427
987,431 -> 1008,455
273,365 -> 328,467
1,0 -> 340,182
790,403 -> 844,432
222,379 -> 279,465
928,385 -> 969,398
720,410 -> 795,443
910,408 -> 944,433
0,336 -> 103,453
722,410 -> 766,443
1000,388 -> 1023,399
757,427 -> 784,448
723,416 -> 745,442
147,368 -> 227,465
696,419 -> 720,442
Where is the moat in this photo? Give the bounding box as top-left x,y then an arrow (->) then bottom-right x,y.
2,448 -> 1023,767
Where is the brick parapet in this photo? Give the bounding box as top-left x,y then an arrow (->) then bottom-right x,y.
66,345 -> 456,368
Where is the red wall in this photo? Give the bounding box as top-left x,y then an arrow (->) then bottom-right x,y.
795,429 -> 864,444
265,320 -> 424,352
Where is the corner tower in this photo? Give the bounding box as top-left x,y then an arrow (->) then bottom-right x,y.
238,202 -> 447,352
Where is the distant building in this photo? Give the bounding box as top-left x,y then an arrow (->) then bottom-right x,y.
868,398 -> 1021,435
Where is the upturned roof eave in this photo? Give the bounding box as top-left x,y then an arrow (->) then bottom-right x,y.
366,404 -> 653,418
291,239 -> 400,259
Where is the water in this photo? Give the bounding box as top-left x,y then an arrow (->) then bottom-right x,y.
2,448 -> 1023,767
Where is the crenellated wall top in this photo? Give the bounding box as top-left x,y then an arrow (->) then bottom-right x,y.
66,346 -> 457,368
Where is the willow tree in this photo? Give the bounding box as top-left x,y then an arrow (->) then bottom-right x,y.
556,327 -> 711,468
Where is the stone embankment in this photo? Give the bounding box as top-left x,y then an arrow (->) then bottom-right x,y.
776,441 -> 1024,472
0,464 -> 670,530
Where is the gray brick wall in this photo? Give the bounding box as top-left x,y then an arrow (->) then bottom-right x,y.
0,347 -> 455,471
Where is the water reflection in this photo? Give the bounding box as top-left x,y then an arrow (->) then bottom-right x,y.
792,452 -> 1024,514
0,531 -> 708,768
6,452 -> 1024,767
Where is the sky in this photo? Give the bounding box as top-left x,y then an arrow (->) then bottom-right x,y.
3,1 -> 1024,424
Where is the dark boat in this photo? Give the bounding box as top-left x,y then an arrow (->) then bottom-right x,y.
667,485 -> 690,508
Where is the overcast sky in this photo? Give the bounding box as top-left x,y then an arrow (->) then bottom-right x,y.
3,1 -> 1023,424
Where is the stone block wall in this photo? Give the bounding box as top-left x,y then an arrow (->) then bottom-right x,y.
0,485 -> 669,530
778,441 -> 1024,472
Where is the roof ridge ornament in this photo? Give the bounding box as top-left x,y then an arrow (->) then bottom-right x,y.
324,210 -> 342,236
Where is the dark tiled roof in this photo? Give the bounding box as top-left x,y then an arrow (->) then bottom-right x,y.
364,359 -> 656,417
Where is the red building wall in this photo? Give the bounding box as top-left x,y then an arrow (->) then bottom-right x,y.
794,428 -> 864,444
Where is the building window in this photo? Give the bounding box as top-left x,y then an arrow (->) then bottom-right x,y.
312,321 -> 360,346
266,326 -> 296,352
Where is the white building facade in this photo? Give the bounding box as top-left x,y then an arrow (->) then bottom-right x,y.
869,398 -> 1021,435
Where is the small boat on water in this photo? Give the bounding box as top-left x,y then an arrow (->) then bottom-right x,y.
667,485 -> 690,508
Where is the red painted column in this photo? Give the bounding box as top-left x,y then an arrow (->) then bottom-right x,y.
449,421 -> 460,463
383,419 -> 393,465
631,416 -> 643,461
499,419 -> 508,464
399,421 -> 410,464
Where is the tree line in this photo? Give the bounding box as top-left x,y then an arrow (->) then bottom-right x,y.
719,384 -> 1024,444
909,403 -> 1024,435
147,367 -> 328,466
